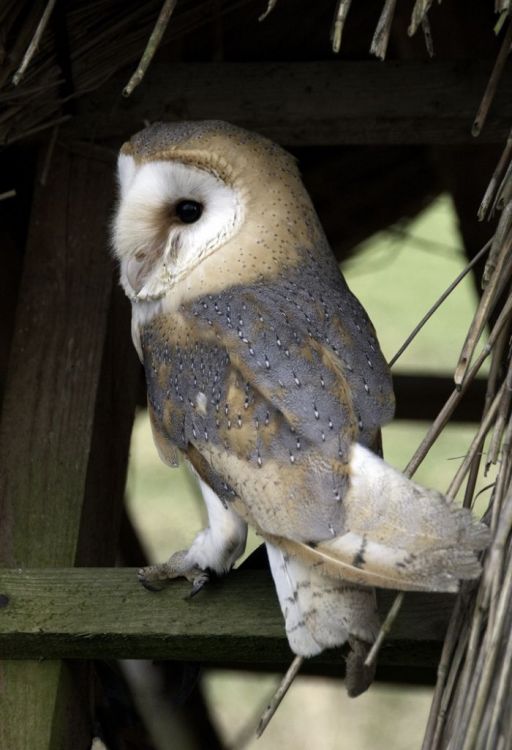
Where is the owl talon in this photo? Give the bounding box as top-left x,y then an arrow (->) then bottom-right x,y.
137,569 -> 166,592
137,550 -> 210,595
186,570 -> 211,599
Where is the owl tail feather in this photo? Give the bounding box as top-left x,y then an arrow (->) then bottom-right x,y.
267,444 -> 490,594
265,542 -> 380,657
265,541 -> 379,698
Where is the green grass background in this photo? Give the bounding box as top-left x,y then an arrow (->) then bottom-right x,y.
126,195 -> 489,750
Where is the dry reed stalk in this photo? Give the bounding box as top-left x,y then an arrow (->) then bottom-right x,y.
408,0 -> 434,37
454,233 -> 512,386
459,537 -> 512,750
122,0 -> 178,97
422,594 -> 468,750
259,0 -> 278,22
486,356 -> 512,470
331,0 -> 353,54
472,19 -> 512,137
370,0 -> 397,61
11,0 -> 57,86
478,129 -> 512,220
389,240 -> 492,368
483,200 -> 512,287
365,240 -> 503,670
256,655 -> 304,737
0,0 -> 254,143
446,382 -> 505,499
461,320 -> 504,509
363,591 -> 403,668
421,156 -> 512,747
421,15 -> 434,57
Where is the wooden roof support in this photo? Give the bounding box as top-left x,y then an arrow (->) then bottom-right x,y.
0,143 -> 140,749
73,61 -> 512,146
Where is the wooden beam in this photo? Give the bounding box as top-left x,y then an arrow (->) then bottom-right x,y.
0,144 -> 135,750
393,374 -> 486,423
72,61 -> 512,146
0,568 -> 452,680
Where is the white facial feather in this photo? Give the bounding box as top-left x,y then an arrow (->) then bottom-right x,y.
113,156 -> 244,306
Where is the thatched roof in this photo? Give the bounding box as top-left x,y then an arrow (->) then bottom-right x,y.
0,0 -> 509,145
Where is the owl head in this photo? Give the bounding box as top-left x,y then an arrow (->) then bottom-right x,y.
112,121 -> 327,308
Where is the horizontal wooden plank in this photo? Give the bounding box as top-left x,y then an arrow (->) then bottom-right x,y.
393,374 -> 486,423
0,568 -> 453,675
72,61 -> 512,145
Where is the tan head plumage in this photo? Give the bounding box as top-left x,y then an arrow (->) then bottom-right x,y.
113,121 -> 326,311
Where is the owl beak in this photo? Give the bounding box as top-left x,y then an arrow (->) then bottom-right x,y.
125,256 -> 146,295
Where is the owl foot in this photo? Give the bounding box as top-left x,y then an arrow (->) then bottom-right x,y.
138,550 -> 210,596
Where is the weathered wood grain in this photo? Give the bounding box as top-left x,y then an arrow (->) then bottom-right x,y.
0,145 -> 113,568
72,61 -> 512,145
0,568 -> 453,676
0,144 -> 128,750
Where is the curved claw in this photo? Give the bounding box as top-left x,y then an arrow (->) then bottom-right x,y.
137,568 -> 167,592
137,552 -> 211,598
186,569 -> 210,599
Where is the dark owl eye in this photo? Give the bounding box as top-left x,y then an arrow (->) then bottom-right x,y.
175,199 -> 203,223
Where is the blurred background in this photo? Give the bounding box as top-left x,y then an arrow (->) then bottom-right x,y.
126,193 -> 490,750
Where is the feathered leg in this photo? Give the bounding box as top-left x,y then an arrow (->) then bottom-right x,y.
265,542 -> 379,688
139,478 -> 247,593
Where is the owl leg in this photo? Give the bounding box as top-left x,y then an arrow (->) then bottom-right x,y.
138,479 -> 247,594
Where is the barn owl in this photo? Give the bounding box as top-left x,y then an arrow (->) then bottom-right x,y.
112,121 -> 488,696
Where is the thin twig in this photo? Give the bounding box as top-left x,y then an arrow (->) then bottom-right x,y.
331,0 -> 353,54
478,128 -> 512,221
472,18 -> 512,137
123,0 -> 178,97
461,315 -> 504,508
374,278 -> 512,673
484,614 -> 512,750
364,592 -> 404,668
408,0 -> 433,37
421,15 -> 434,57
389,240 -> 492,368
422,596 -> 465,750
490,414 -> 512,536
455,235 -> 512,386
486,357 -> 512,471
483,200 -> 512,287
495,158 -> 512,212
5,114 -> 72,144
488,482 -> 512,633
431,620 -> 471,749
256,655 -> 303,737
0,189 -> 16,201
259,0 -> 278,22
407,292 -> 512,478
12,0 -> 57,86
494,7 -> 510,33
445,381 -> 505,499
463,449 -> 484,509
461,543 -> 512,750
370,0 -> 397,60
